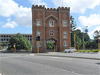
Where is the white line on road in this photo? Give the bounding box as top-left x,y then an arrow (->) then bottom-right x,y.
29,54 -> 35,56
51,57 -> 72,60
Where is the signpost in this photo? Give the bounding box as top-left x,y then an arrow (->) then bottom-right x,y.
36,36 -> 40,55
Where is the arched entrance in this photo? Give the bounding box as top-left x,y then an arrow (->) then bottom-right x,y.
46,38 -> 57,52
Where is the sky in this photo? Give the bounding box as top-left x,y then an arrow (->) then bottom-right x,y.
0,0 -> 100,39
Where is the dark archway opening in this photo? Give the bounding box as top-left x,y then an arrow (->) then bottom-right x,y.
46,38 -> 57,52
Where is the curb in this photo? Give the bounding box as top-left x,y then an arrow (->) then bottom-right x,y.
40,55 -> 100,60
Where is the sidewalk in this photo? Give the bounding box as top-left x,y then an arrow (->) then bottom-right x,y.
39,52 -> 100,60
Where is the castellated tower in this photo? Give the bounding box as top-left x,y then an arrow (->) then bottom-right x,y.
32,5 -> 71,52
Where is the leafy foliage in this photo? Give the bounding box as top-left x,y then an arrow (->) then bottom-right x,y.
70,16 -> 93,49
8,33 -> 32,51
70,16 -> 77,31
71,29 -> 91,49
94,30 -> 100,40
0,42 -> 3,50
46,41 -> 55,51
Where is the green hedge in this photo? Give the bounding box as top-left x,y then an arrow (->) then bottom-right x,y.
79,49 -> 98,52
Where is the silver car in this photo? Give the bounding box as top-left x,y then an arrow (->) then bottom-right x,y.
64,47 -> 76,53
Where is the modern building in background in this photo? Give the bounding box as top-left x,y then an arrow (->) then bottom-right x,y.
0,34 -> 32,46
32,5 -> 71,52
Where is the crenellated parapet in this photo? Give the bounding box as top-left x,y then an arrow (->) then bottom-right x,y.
32,5 -> 45,9
45,8 -> 57,11
58,7 -> 70,11
32,5 -> 70,11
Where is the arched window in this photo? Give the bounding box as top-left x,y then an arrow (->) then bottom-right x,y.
49,20 -> 54,27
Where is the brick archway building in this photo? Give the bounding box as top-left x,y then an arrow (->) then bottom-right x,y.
32,5 -> 71,52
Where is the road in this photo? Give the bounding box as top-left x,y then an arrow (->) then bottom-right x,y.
0,53 -> 100,75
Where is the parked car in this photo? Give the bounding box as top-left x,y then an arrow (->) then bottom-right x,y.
64,47 -> 76,53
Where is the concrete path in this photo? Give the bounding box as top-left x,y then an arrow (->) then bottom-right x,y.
39,52 -> 100,60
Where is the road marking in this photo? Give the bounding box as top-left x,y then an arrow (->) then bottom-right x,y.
51,57 -> 72,60
29,54 -> 35,56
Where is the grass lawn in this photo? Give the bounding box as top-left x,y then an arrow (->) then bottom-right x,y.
78,49 -> 99,52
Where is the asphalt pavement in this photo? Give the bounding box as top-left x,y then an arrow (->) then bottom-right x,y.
0,53 -> 100,75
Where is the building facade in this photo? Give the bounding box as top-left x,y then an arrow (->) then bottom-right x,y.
32,5 -> 71,52
0,34 -> 32,46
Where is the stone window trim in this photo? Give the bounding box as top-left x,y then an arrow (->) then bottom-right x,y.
36,19 -> 42,26
49,20 -> 54,27
62,20 -> 67,27
49,30 -> 54,36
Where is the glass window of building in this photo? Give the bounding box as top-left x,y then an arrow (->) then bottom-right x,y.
37,31 -> 41,36
64,41 -> 67,47
49,20 -> 54,27
63,32 -> 67,38
36,20 -> 41,26
63,20 -> 67,27
50,30 -> 54,36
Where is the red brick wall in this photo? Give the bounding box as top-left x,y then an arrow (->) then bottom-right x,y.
32,5 -> 71,52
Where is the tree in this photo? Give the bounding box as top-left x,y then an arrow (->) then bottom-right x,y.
1,42 -> 7,46
8,33 -> 32,51
70,16 -> 77,47
72,29 -> 91,49
92,30 -> 100,49
70,16 -> 77,31
0,42 -> 3,50
94,30 -> 100,40
76,36 -> 82,51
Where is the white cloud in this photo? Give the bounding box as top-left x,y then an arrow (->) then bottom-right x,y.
14,6 -> 32,26
53,0 -> 100,14
79,14 -> 100,28
2,19 -> 18,28
30,0 -> 47,6
88,26 -> 100,39
0,0 -> 18,17
0,0 -> 32,27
